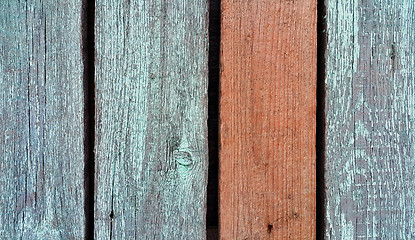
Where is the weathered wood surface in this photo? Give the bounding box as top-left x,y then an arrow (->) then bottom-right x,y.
324,0 -> 415,239
219,0 -> 317,239
0,1 -> 85,239
94,0 -> 209,239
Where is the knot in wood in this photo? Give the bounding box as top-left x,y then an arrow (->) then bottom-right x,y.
173,150 -> 193,167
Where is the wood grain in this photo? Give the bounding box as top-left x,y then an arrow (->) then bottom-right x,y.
324,0 -> 415,239
219,0 -> 317,239
0,1 -> 85,239
94,0 -> 209,239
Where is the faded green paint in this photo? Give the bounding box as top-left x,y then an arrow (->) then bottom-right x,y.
94,0 -> 209,239
325,0 -> 415,238
0,1 -> 84,239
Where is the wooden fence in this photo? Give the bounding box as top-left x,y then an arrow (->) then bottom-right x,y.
1,0 -> 414,239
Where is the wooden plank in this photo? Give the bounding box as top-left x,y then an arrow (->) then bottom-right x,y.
324,1 -> 415,239
94,0 -> 209,239
0,1 -> 85,239
219,1 -> 317,239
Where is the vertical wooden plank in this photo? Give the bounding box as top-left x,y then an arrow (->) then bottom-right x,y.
0,1 -> 85,239
219,1 -> 317,239
94,0 -> 209,239
324,0 -> 415,239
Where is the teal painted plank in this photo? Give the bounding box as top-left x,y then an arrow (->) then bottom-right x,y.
0,1 -> 85,239
94,0 -> 209,239
325,0 -> 415,238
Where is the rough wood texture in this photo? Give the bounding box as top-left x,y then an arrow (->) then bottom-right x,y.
324,0 -> 415,239
219,1 -> 317,239
0,1 -> 85,239
94,1 -> 209,239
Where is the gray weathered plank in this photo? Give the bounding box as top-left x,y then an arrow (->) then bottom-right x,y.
0,1 -> 85,239
94,0 -> 209,239
324,0 -> 415,238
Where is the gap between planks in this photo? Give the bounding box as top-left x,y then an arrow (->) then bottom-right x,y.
82,0 -> 95,239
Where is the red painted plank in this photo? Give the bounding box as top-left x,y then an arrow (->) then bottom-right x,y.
219,1 -> 317,238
